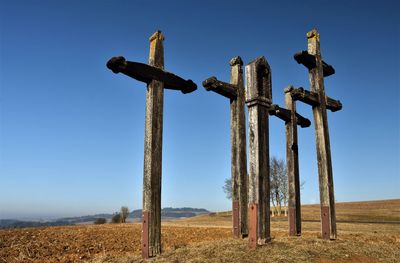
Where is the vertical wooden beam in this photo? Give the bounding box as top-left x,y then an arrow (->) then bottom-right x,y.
142,31 -> 164,257
284,86 -> 302,236
230,56 -> 248,238
245,56 -> 272,247
307,29 -> 337,240
230,61 -> 239,238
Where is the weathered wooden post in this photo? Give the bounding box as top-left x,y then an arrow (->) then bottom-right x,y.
292,29 -> 342,240
202,56 -> 248,238
268,86 -> 311,236
106,31 -> 197,258
245,56 -> 272,248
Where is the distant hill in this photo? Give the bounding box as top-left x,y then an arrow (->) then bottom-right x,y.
0,219 -> 74,229
130,207 -> 209,220
0,207 -> 209,229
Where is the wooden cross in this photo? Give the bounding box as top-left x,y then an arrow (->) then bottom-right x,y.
106,31 -> 197,258
269,86 -> 311,237
202,56 -> 248,238
245,56 -> 272,248
291,29 -> 342,240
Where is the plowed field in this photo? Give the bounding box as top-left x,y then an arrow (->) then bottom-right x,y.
0,224 -> 231,262
1,200 -> 399,262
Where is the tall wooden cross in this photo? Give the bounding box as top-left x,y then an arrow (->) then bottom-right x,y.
291,29 -> 342,240
202,56 -> 248,238
106,31 -> 197,258
269,86 -> 311,236
245,56 -> 272,248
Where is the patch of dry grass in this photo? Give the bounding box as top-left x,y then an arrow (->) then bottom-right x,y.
167,199 -> 400,228
93,230 -> 400,263
302,199 -> 400,222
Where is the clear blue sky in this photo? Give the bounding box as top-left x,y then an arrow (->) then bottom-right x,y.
0,0 -> 399,219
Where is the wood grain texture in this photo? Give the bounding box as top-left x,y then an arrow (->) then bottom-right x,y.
289,87 -> 342,112
201,56 -> 248,238
306,29 -> 337,240
293,50 -> 335,77
230,56 -> 248,238
202,77 -> 237,99
268,103 -> 311,128
106,58 -> 196,94
143,31 -> 164,256
284,86 -> 302,236
245,56 -> 271,245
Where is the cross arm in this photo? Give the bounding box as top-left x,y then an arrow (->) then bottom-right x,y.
290,88 -> 320,106
326,97 -> 342,112
202,76 -> 237,100
289,88 -> 342,112
294,51 -> 335,77
269,104 -> 311,128
106,56 -> 197,94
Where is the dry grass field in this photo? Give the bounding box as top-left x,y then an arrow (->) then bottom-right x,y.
0,199 -> 399,262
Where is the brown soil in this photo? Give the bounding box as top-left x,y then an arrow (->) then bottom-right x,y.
0,224 -> 231,262
1,199 -> 399,263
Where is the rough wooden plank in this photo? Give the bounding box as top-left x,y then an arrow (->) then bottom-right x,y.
246,56 -> 271,246
106,57 -> 196,94
268,104 -> 290,122
289,87 -> 320,107
289,87 -> 342,113
142,31 -> 164,256
202,56 -> 248,238
288,207 -> 296,236
294,50 -> 335,77
233,200 -> 240,237
269,104 -> 311,128
230,56 -> 248,238
284,86 -> 302,236
107,30 -> 197,259
202,76 -> 237,99
326,96 -> 342,112
230,72 -> 239,238
306,29 -> 337,240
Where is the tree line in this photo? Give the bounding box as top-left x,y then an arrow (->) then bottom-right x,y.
94,206 -> 129,224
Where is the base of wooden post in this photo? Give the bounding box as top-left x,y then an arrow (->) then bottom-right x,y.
233,200 -> 240,238
288,207 -> 296,236
248,203 -> 258,249
321,206 -> 330,240
141,211 -> 149,259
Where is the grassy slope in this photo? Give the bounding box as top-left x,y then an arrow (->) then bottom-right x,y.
165,199 -> 400,228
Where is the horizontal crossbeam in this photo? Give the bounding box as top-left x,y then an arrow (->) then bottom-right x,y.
325,96 -> 342,112
294,51 -> 335,77
202,76 -> 237,100
106,56 -> 197,94
269,104 -> 311,128
290,88 -> 320,106
289,88 -> 342,112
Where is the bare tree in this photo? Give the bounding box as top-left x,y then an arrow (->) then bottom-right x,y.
222,178 -> 232,200
223,156 -> 304,217
111,213 -> 122,223
120,206 -> 129,223
270,156 -> 287,216
270,157 -> 306,216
